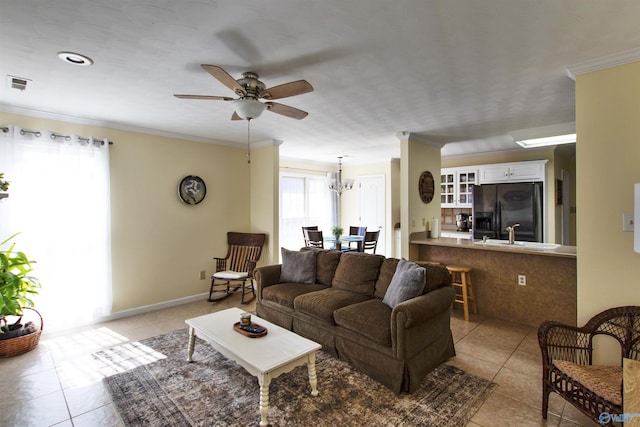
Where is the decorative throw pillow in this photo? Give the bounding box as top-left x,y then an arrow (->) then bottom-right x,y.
280,248 -> 317,284
382,259 -> 426,308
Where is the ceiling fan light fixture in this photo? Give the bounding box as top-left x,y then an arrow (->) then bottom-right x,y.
232,98 -> 267,120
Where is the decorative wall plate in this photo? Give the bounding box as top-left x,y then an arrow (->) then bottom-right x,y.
418,171 -> 435,204
178,175 -> 206,205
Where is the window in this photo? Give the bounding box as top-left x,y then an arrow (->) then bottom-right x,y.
0,127 -> 111,331
279,173 -> 334,253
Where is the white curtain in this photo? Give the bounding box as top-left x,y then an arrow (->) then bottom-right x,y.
0,126 -> 112,331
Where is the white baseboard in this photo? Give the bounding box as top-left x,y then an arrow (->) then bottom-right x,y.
103,292 -> 210,322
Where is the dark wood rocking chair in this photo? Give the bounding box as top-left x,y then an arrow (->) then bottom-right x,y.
209,232 -> 266,304
538,306 -> 640,426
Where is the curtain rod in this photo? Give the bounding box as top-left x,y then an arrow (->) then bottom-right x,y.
1,125 -> 113,145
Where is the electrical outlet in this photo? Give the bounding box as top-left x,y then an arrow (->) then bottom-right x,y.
518,275 -> 526,286
199,270 -> 206,280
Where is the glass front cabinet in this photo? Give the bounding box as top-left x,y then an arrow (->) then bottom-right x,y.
440,167 -> 477,208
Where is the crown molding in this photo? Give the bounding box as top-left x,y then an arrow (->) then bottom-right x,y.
566,47 -> 640,80
395,131 -> 446,148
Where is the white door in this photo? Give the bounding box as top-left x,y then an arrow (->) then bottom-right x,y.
359,175 -> 386,255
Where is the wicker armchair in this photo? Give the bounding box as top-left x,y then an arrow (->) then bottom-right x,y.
538,306 -> 640,426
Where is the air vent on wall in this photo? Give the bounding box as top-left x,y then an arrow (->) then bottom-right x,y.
7,75 -> 31,91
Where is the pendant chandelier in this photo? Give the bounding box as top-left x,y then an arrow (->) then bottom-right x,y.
327,156 -> 354,196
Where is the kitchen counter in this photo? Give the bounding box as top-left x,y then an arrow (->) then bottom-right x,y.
411,234 -> 576,258
409,232 -> 576,327
440,229 -> 473,239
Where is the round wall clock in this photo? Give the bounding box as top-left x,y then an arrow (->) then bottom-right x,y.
178,175 -> 206,205
418,171 -> 435,204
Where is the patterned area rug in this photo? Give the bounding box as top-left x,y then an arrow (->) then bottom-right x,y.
95,329 -> 496,427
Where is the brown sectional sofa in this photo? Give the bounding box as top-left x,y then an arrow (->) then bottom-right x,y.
254,249 -> 456,394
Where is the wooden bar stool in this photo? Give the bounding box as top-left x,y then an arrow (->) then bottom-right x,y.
446,265 -> 477,321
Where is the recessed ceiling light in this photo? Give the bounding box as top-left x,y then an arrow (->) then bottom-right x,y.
57,51 -> 94,66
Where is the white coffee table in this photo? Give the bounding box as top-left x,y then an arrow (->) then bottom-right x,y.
185,307 -> 321,426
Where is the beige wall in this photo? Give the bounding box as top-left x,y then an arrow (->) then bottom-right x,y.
576,61 -> 640,361
0,112 -> 253,313
250,142 -> 281,265
399,133 -> 442,258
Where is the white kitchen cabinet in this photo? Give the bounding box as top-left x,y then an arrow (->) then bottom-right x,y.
440,167 -> 477,208
479,160 -> 546,184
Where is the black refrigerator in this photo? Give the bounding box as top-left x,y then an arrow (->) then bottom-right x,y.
472,182 -> 543,242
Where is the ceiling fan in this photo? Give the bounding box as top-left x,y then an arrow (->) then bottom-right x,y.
174,64 -> 313,120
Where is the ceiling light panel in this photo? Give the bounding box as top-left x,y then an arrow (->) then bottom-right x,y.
515,133 -> 576,148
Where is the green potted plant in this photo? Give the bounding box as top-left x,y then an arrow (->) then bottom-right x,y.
0,232 -> 41,353
331,225 -> 344,250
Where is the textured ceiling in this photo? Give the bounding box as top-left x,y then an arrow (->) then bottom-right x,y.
1,0 -> 640,164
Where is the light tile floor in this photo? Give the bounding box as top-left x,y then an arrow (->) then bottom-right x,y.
0,295 -> 598,427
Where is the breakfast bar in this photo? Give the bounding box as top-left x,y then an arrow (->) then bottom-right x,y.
409,232 -> 577,327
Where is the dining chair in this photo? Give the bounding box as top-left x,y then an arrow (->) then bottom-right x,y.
301,225 -> 318,247
305,230 -> 324,249
344,226 -> 367,251
362,230 -> 380,253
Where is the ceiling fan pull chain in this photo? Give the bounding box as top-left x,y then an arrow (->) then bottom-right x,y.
247,118 -> 251,164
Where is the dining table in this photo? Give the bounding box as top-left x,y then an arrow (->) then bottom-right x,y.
323,235 -> 364,251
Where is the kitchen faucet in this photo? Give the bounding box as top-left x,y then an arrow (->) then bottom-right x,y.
505,223 -> 520,245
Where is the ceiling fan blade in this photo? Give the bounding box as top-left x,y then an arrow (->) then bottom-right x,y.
266,102 -> 309,120
260,80 -> 313,100
231,111 -> 243,120
174,94 -> 234,101
201,64 -> 246,96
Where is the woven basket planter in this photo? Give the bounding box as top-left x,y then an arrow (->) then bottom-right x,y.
0,308 -> 43,358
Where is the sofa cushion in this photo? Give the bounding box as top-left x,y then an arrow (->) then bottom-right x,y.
415,261 -> 452,293
262,283 -> 328,309
382,259 -> 426,308
374,258 -> 400,299
294,288 -> 370,324
280,248 -> 316,284
314,249 -> 342,286
333,299 -> 392,347
332,252 -> 385,296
